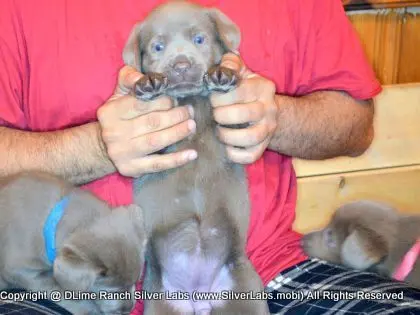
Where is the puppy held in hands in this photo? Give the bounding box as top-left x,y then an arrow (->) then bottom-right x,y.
302,200 -> 420,289
123,1 -> 269,314
0,171 -> 147,315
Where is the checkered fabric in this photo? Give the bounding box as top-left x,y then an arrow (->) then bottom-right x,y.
0,289 -> 71,315
1,259 -> 420,314
267,258 -> 420,314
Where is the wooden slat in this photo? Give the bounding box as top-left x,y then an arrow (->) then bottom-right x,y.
293,165 -> 420,234
398,10 -> 420,83
347,11 -> 381,74
347,9 -> 404,84
293,83 -> 420,178
344,0 -> 420,10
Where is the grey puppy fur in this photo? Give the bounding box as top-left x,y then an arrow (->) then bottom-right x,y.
302,200 -> 420,289
123,1 -> 269,314
0,171 -> 147,315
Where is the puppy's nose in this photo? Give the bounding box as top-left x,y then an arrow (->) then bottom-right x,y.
172,60 -> 191,74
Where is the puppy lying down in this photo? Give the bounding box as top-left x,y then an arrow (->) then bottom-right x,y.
0,171 -> 147,315
123,1 -> 269,314
302,200 -> 420,289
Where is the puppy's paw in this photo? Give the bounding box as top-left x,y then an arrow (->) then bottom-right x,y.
134,73 -> 168,101
204,66 -> 239,93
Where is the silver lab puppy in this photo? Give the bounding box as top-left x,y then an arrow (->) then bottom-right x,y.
302,200 -> 420,289
0,171 -> 147,314
123,1 -> 269,315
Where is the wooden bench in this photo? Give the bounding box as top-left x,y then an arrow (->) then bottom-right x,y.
292,83 -> 420,234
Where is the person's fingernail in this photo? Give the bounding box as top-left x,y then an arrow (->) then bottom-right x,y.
188,120 -> 196,132
184,150 -> 198,160
129,72 -> 142,84
222,61 -> 236,70
187,105 -> 194,118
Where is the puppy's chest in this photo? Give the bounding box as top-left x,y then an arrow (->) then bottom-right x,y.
175,96 -> 228,171
153,97 -> 243,195
135,96 -> 242,194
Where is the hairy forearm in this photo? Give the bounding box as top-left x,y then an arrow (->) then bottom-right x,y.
0,122 -> 115,185
268,91 -> 374,160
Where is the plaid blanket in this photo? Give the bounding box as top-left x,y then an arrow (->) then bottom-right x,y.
267,258 -> 420,314
1,259 -> 419,314
0,289 -> 71,314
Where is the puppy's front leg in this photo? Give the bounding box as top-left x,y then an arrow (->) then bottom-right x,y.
204,65 -> 239,94
134,73 -> 168,101
204,66 -> 248,130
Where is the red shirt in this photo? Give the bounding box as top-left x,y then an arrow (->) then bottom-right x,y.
0,0 -> 381,314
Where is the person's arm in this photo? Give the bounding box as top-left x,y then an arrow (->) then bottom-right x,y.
212,0 -> 381,164
0,1 -> 110,184
0,66 -> 197,185
267,0 -> 377,160
1,1 -> 110,184
269,91 -> 374,160
1,2 -> 198,185
0,123 -> 113,185
211,63 -> 374,164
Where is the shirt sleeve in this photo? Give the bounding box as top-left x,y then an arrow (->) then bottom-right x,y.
0,0 -> 28,129
295,0 -> 382,100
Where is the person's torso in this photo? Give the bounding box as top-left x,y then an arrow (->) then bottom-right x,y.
17,0 -> 310,131
14,0 -> 307,285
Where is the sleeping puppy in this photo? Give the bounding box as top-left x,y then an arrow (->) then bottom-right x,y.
123,1 -> 269,314
302,200 -> 420,289
0,171 -> 147,315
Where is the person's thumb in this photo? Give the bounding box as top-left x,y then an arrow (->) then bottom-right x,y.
114,65 -> 144,96
220,53 -> 255,79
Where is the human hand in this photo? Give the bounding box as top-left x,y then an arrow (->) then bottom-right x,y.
97,66 -> 197,177
210,54 -> 278,164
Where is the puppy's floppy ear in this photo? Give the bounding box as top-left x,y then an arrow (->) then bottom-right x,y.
341,225 -> 388,270
53,245 -> 105,291
206,8 -> 241,53
122,22 -> 143,70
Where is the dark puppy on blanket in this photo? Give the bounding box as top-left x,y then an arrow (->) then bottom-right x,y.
123,1 -> 269,314
0,171 -> 147,315
302,200 -> 420,289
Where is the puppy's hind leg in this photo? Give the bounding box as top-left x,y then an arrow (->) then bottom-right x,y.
213,257 -> 270,315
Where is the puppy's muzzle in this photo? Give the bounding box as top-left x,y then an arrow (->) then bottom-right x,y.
172,57 -> 192,75
167,55 -> 203,83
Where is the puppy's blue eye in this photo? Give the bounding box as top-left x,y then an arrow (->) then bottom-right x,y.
153,43 -> 164,52
193,35 -> 205,45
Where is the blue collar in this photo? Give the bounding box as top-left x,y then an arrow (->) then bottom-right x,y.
43,195 -> 70,264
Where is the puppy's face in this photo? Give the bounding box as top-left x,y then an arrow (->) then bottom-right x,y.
54,205 -> 147,314
302,224 -> 345,264
302,201 -> 397,270
123,1 -> 241,97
